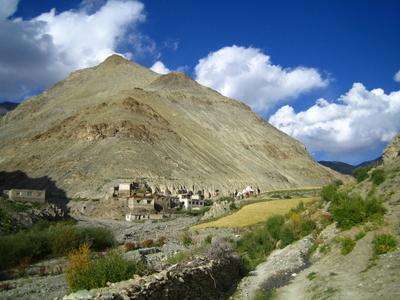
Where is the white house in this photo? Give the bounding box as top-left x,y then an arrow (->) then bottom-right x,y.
179,194 -> 204,210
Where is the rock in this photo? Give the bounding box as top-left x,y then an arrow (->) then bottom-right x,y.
63,290 -> 93,300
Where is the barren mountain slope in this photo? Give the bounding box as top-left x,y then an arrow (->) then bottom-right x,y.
0,55 -> 341,198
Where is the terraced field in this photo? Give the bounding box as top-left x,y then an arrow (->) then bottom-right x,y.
193,197 -> 317,229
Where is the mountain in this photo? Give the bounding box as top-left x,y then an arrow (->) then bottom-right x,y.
0,55 -> 343,199
319,157 -> 382,175
0,101 -> 18,116
318,161 -> 355,175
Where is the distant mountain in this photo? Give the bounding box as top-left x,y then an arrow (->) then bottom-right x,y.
0,101 -> 18,116
318,161 -> 355,175
355,157 -> 382,169
319,157 -> 382,175
0,55 -> 343,199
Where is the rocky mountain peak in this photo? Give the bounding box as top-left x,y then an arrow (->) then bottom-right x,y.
101,54 -> 132,66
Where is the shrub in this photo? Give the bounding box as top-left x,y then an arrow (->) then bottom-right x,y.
340,237 -> 356,255
124,242 -> 137,252
319,244 -> 331,254
236,214 -> 316,271
370,169 -> 385,185
373,234 -> 397,255
279,226 -> 295,247
141,239 -> 154,248
181,232 -> 193,247
156,236 -> 167,247
353,166 -> 372,182
204,235 -> 213,244
0,223 -> 115,271
229,202 -> 237,210
167,251 -> 191,265
265,215 -> 285,240
329,191 -> 385,230
307,271 -> 317,280
321,184 -> 339,202
355,232 -> 366,241
66,245 -> 147,292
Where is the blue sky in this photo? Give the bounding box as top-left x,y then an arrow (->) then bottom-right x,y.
1,0 -> 400,164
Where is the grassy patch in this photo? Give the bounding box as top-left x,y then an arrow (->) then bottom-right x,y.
194,197 -> 316,229
181,231 -> 193,247
373,234 -> 397,255
353,166 -> 372,182
319,244 -> 331,254
0,222 -> 114,271
166,251 -> 192,265
66,244 -> 148,292
355,231 -> 366,241
340,237 -> 356,255
307,271 -> 318,280
370,169 -> 385,185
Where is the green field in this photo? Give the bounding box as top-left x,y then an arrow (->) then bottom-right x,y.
193,197 -> 317,229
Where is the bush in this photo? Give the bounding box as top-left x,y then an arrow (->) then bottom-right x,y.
0,223 -> 115,271
321,184 -> 339,202
328,190 -> 385,230
353,166 -> 372,182
265,215 -> 285,240
66,245 -> 148,292
204,235 -> 213,244
140,239 -> 154,248
156,236 -> 167,247
355,232 -> 366,241
124,242 -> 137,252
373,234 -> 397,255
370,169 -> 385,185
229,202 -> 237,210
340,237 -> 356,255
307,271 -> 317,280
236,214 -> 316,271
181,232 -> 193,247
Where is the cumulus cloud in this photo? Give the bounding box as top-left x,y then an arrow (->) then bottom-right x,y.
0,0 -> 145,100
269,83 -> 400,161
194,45 -> 328,113
0,0 -> 19,19
150,60 -> 171,74
394,70 -> 400,82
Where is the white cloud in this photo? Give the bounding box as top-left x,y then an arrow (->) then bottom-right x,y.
150,60 -> 170,74
194,45 -> 327,113
269,83 -> 400,160
394,70 -> 400,82
34,0 -> 144,70
0,0 -> 145,100
0,0 -> 19,19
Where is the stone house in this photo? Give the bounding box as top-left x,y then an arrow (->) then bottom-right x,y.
5,189 -> 46,203
178,194 -> 205,210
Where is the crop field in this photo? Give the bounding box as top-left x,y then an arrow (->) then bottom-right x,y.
193,197 -> 317,229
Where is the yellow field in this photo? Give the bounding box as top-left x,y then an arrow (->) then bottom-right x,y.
193,197 -> 317,229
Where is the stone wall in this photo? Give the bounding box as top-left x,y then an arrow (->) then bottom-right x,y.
64,250 -> 243,300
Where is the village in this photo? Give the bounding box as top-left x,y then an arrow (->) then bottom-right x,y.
0,179 -> 261,222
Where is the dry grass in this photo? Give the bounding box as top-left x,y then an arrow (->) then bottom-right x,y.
193,197 -> 317,229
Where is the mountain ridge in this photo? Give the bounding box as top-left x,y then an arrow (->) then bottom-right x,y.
0,55 -> 344,199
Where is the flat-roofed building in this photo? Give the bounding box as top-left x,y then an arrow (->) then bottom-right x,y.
6,189 -> 46,203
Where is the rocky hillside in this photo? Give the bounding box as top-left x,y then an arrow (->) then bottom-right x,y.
0,55 -> 342,199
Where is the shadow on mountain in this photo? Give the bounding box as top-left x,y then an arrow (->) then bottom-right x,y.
0,170 -> 68,210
